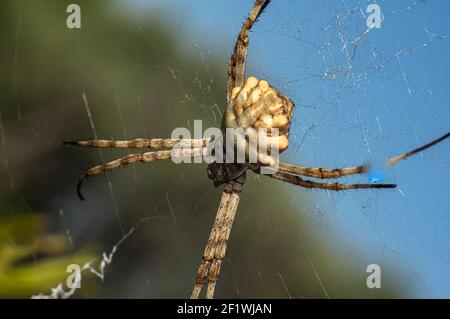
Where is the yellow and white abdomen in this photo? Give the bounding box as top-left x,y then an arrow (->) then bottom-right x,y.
223,76 -> 294,165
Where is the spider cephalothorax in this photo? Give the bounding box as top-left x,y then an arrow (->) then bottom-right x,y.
207,162 -> 247,187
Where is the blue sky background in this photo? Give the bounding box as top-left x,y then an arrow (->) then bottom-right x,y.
126,0 -> 450,297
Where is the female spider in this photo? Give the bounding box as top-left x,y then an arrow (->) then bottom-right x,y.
65,0 -> 449,299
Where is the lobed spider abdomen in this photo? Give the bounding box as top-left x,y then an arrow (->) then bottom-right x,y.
223,76 -> 295,166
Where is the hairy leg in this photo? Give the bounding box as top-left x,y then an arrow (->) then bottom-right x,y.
227,0 -> 271,101
267,171 -> 396,191
191,178 -> 245,299
64,138 -> 210,149
276,131 -> 450,179
76,148 -> 206,200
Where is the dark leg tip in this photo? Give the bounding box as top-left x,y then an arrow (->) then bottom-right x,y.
63,141 -> 79,146
76,180 -> 86,201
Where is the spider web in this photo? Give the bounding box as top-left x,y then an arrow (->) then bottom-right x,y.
1,0 -> 449,298
247,0 -> 450,298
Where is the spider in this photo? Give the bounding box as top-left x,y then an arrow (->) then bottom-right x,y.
65,0 -> 450,299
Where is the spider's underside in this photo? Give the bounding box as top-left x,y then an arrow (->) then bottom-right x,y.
65,0 -> 450,299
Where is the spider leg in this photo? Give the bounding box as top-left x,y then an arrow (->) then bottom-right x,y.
191,192 -> 232,299
276,131 -> 450,179
388,131 -> 450,165
191,179 -> 244,299
227,0 -> 271,101
76,148 -> 206,200
64,138 -> 210,149
206,186 -> 241,299
277,162 -> 365,179
266,171 -> 397,191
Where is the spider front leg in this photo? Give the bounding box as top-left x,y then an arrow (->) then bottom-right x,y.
276,131 -> 450,180
227,0 -> 270,101
277,162 -> 365,179
267,171 -> 396,191
75,148 -> 207,200
64,138 -> 210,149
191,191 -> 232,299
191,174 -> 246,299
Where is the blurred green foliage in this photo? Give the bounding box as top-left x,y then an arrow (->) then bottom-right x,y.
0,214 -> 93,298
